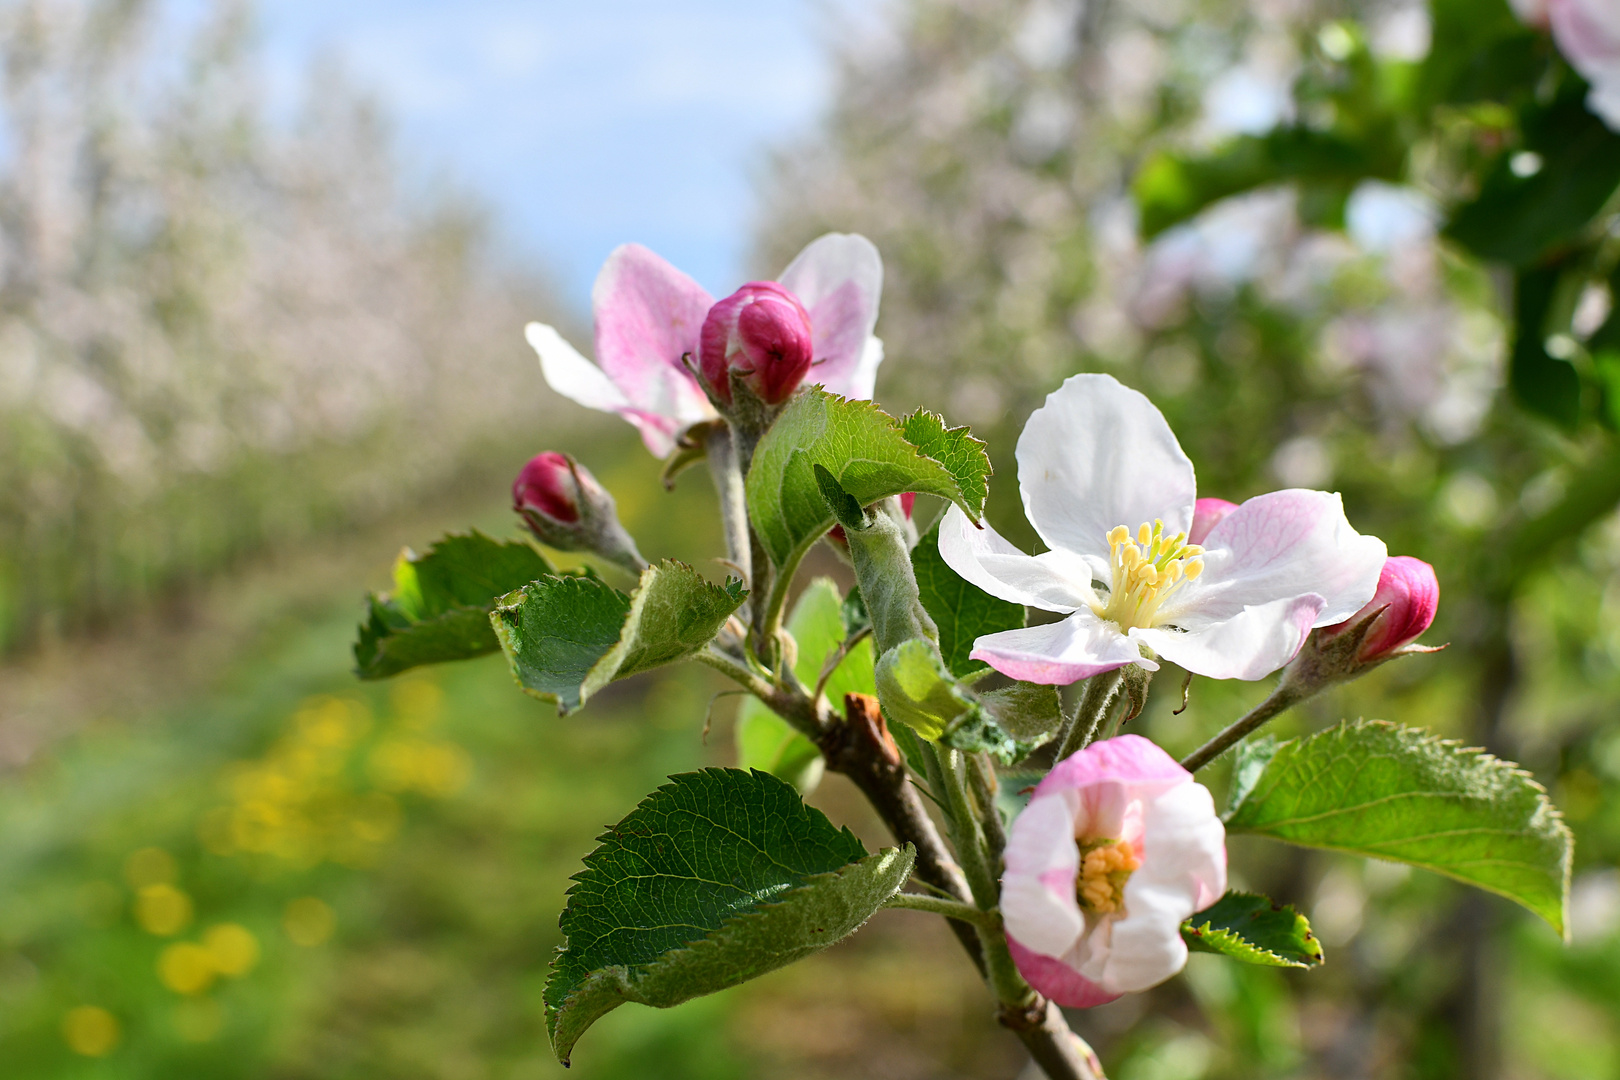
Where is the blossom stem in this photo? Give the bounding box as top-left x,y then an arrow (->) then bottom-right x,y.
1058,668 -> 1125,759
882,892 -> 997,926
1179,681 -> 1307,772
705,423 -> 752,588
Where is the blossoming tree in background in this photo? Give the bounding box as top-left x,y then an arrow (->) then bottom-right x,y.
350,229 -> 1571,1079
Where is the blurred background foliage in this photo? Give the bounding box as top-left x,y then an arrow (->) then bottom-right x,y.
1,0 -> 1618,1078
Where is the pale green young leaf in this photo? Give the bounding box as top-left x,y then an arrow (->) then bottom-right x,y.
355,531 -> 553,679
544,768 -> 913,1064
745,390 -> 990,570
874,637 -> 1041,763
911,524 -> 1026,678
1181,891 -> 1324,968
1225,720 -> 1573,937
491,561 -> 745,715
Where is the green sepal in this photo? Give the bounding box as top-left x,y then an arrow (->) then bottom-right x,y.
543,768 -> 913,1064
1181,891 -> 1324,969
354,531 -> 553,679
491,561 -> 746,714
1224,719 -> 1573,938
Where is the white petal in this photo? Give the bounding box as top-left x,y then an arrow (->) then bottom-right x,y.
527,322 -> 683,458
1001,791 -> 1085,958
1088,781 -> 1226,994
971,613 -> 1156,686
938,504 -> 1094,612
1131,594 -> 1324,681
778,233 -> 883,390
1179,489 -> 1387,627
1016,374 -> 1197,562
816,334 -> 884,400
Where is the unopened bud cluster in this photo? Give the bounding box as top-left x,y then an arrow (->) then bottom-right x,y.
513,452 -> 646,573
698,282 -> 815,412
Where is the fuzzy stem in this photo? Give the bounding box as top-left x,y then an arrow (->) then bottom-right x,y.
882,892 -> 996,926
1179,681 -> 1306,772
1058,668 -> 1125,759
705,424 -> 751,587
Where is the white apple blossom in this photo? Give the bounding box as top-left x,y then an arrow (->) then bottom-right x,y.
939,373 -> 1386,684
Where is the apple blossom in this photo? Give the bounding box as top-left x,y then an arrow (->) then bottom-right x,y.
512,451 -> 646,573
526,234 -> 885,456
1542,0 -> 1620,130
1001,735 -> 1226,1008
1188,497 -> 1238,544
939,374 -> 1386,684
698,281 -> 815,406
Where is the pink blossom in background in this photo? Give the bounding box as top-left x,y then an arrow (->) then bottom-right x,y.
527,233 -> 885,456
1543,0 -> 1620,130
939,374 -> 1386,685
1002,735 -> 1227,1007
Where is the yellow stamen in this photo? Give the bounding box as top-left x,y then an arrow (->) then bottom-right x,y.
1075,839 -> 1141,914
1092,518 -> 1205,630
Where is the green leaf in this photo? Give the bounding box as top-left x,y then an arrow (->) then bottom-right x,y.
912,524 -> 1026,677
1182,891 -> 1324,969
1445,81 -> 1620,269
544,768 -> 914,1064
354,531 -> 553,679
736,578 -> 875,789
1225,720 -> 1572,937
874,638 -> 1043,763
745,390 -> 990,571
976,681 -> 1064,742
491,561 -> 746,714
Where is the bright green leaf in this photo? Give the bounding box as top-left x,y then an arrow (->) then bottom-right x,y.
354,531 -> 553,679
491,561 -> 745,714
1225,720 -> 1572,937
1182,891 -> 1324,968
874,638 -> 1042,763
912,524 -> 1026,677
544,768 -> 913,1064
745,390 -> 989,572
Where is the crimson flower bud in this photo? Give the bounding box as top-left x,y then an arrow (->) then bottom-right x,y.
512,452 -> 646,573
1321,555 -> 1439,661
698,282 -> 814,407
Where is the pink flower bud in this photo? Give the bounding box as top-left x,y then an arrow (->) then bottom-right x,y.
513,452 -> 582,525
698,282 -> 815,406
512,452 -> 647,573
1322,555 -> 1439,661
1188,497 -> 1238,545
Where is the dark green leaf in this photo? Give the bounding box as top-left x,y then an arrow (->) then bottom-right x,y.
912,524 -> 1026,677
1225,720 -> 1572,937
1182,891 -> 1324,968
544,768 -> 913,1063
354,531 -> 553,679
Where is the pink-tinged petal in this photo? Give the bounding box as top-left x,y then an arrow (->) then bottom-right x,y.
938,505 -> 1094,612
527,322 -> 682,457
1037,733 -> 1189,800
1007,935 -> 1120,1009
815,335 -> 884,400
1180,489 -> 1386,627
971,614 -> 1153,685
1089,782 -> 1225,994
1001,791 -> 1085,957
1512,0 -> 1549,27
1016,374 -> 1196,564
591,243 -> 716,425
1321,555 -> 1439,660
1132,593 -> 1325,681
1188,497 -> 1239,545
777,233 -> 883,393
1548,0 -> 1620,128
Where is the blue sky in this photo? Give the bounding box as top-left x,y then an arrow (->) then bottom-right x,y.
255,1 -> 848,312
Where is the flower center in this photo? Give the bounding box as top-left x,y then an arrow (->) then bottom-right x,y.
1092,520 -> 1204,631
1075,838 -> 1141,914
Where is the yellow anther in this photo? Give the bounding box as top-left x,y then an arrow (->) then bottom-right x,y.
1184,559 -> 1204,580
1075,839 -> 1142,914
1136,564 -> 1158,586
1183,544 -> 1204,557
1165,560 -> 1183,582
1108,525 -> 1130,546
1137,523 -> 1152,546
1121,545 -> 1142,568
